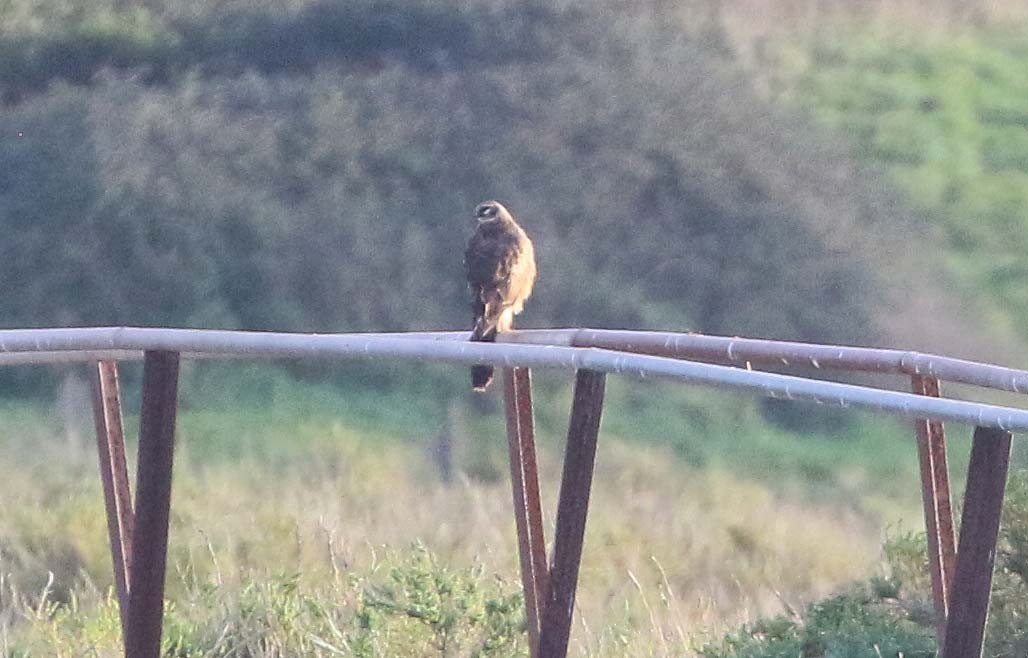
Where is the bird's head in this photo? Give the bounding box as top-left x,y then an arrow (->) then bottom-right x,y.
474,200 -> 511,224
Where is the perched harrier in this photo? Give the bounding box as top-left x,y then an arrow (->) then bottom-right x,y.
464,200 -> 537,391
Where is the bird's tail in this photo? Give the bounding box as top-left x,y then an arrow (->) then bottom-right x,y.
470,307 -> 515,392
471,364 -> 494,392
470,319 -> 497,392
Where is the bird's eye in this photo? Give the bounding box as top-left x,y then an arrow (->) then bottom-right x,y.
478,205 -> 497,218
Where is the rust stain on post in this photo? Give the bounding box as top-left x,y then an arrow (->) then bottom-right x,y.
942,426 -> 1012,658
539,369 -> 606,658
125,351 -> 180,658
503,368 -> 548,657
910,374 -> 956,643
90,360 -> 134,638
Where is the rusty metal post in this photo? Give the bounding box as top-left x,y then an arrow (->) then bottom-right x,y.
538,370 -> 606,658
910,375 -> 956,642
125,351 -> 180,658
90,360 -> 135,639
942,426 -> 1012,658
503,368 -> 548,657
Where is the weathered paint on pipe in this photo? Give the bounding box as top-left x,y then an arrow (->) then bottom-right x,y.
125,352 -> 180,658
942,426 -> 1012,658
90,360 -> 134,640
911,375 -> 956,643
503,368 -> 548,658
0,328 -> 1025,430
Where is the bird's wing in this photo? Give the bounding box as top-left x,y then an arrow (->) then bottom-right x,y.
466,231 -> 514,289
501,236 -> 536,314
465,229 -> 526,332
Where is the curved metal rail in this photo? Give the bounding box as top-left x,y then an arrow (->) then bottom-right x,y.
2,325 -> 1019,658
358,328 -> 1028,395
0,326 -> 1027,430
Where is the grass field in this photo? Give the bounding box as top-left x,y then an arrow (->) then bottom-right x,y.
2,362 -> 1021,656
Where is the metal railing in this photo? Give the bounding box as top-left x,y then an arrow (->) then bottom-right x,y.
1,326 -> 1022,658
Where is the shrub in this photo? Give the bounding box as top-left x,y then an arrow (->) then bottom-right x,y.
702,470 -> 1028,658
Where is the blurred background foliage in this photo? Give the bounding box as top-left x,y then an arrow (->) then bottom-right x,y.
0,0 -> 978,353
4,1 -> 1028,655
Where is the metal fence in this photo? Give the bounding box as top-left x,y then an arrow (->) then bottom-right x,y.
2,326 -> 1023,658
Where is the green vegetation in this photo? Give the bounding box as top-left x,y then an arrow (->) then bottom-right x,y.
177,363 -> 973,512
0,390 -> 896,657
0,0 -> 961,353
0,1 -> 554,104
702,585 -> 937,658
704,472 -> 1028,658
759,25 -> 1028,345
3,0 -> 1028,654
7,543 -> 527,657
0,384 -> 1024,656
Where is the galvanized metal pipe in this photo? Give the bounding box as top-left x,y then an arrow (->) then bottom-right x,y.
0,350 -> 144,365
5,326 -> 1028,397
0,327 -> 1024,431
497,329 -> 1028,393
363,328 -> 1028,393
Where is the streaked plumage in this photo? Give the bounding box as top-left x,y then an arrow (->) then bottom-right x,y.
464,200 -> 536,391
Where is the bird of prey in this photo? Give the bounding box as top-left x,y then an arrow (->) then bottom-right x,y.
464,200 -> 537,391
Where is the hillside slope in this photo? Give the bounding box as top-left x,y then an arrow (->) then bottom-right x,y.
756,26 -> 1028,356
0,0 -> 992,360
